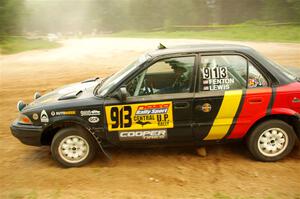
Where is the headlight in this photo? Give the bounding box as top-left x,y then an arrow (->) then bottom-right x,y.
17,100 -> 26,112
17,114 -> 33,125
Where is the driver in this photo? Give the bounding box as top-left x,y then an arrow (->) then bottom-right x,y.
157,60 -> 189,93
172,64 -> 188,89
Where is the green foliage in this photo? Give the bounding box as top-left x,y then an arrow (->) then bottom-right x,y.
1,0 -> 300,38
5,189 -> 38,199
0,0 -> 25,39
19,0 -> 300,33
109,24 -> 300,42
0,37 -> 60,54
261,0 -> 300,22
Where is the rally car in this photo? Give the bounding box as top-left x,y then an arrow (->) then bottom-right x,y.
11,44 -> 300,167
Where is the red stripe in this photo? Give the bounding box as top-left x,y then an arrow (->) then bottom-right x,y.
228,87 -> 272,139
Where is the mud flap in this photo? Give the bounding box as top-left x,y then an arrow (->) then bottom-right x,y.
88,128 -> 112,160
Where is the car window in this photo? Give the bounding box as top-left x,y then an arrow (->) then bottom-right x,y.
248,62 -> 268,88
200,55 -> 269,91
97,53 -> 151,96
126,56 -> 195,96
200,55 -> 247,91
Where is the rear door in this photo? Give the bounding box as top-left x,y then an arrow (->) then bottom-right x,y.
104,55 -> 197,145
193,54 -> 251,140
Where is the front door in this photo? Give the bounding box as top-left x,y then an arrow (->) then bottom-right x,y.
104,55 -> 197,145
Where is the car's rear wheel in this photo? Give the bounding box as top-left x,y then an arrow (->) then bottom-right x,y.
247,119 -> 296,162
51,127 -> 96,167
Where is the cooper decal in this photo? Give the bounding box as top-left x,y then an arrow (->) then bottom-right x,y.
119,129 -> 167,141
88,116 -> 99,123
80,110 -> 101,116
105,101 -> 173,131
40,110 -> 49,123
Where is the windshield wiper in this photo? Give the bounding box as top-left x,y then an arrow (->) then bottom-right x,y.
93,78 -> 104,96
102,75 -> 110,83
94,75 -> 112,96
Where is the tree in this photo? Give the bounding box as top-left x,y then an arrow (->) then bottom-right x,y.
0,0 -> 25,39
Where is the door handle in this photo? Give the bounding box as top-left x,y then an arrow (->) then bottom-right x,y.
292,97 -> 300,103
248,97 -> 263,104
174,102 -> 190,109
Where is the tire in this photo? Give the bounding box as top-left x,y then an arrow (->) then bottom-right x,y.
51,127 -> 97,167
247,119 -> 296,162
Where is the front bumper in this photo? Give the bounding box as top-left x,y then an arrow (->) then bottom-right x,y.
10,121 -> 43,146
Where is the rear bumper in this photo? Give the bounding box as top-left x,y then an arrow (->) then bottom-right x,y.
295,113 -> 300,138
10,121 -> 43,146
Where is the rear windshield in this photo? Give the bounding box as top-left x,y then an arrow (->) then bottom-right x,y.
265,58 -> 298,80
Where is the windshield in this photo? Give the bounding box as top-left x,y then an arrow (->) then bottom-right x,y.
96,53 -> 151,96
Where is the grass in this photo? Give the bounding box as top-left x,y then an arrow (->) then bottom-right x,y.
5,190 -> 38,199
213,192 -> 276,199
0,24 -> 299,55
109,25 -> 300,43
0,37 -> 61,55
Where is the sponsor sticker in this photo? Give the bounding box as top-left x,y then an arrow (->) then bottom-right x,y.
202,66 -> 235,91
202,66 -> 228,79
51,110 -> 76,116
88,116 -> 99,123
40,110 -> 49,123
105,101 -> 173,131
119,129 -> 167,141
80,110 -> 101,116
202,103 -> 212,112
135,104 -> 169,115
248,78 -> 259,88
32,113 -> 39,120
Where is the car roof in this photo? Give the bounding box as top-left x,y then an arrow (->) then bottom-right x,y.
148,44 -> 255,57
146,43 -> 295,85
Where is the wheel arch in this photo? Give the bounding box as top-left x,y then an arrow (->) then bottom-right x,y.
245,114 -> 300,140
41,120 -> 94,145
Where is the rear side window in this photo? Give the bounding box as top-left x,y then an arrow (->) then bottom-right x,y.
200,54 -> 268,91
248,62 -> 268,88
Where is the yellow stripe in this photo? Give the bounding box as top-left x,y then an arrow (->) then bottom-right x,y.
204,90 -> 243,140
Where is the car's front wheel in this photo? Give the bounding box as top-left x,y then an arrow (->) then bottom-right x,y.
247,119 -> 296,162
51,127 -> 97,167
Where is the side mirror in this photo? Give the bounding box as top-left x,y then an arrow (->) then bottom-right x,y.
116,87 -> 128,102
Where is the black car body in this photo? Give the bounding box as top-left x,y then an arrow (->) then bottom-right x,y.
11,44 -> 300,167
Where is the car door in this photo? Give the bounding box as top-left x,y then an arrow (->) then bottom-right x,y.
104,55 -> 197,146
193,53 -> 250,141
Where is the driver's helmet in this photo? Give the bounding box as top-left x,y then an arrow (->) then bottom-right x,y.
165,60 -> 187,73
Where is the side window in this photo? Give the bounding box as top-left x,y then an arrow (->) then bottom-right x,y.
248,62 -> 268,88
126,56 -> 195,96
200,55 -> 247,91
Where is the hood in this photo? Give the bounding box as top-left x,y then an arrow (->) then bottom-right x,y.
24,77 -> 101,110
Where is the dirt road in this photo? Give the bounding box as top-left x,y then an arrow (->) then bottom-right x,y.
0,38 -> 299,199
